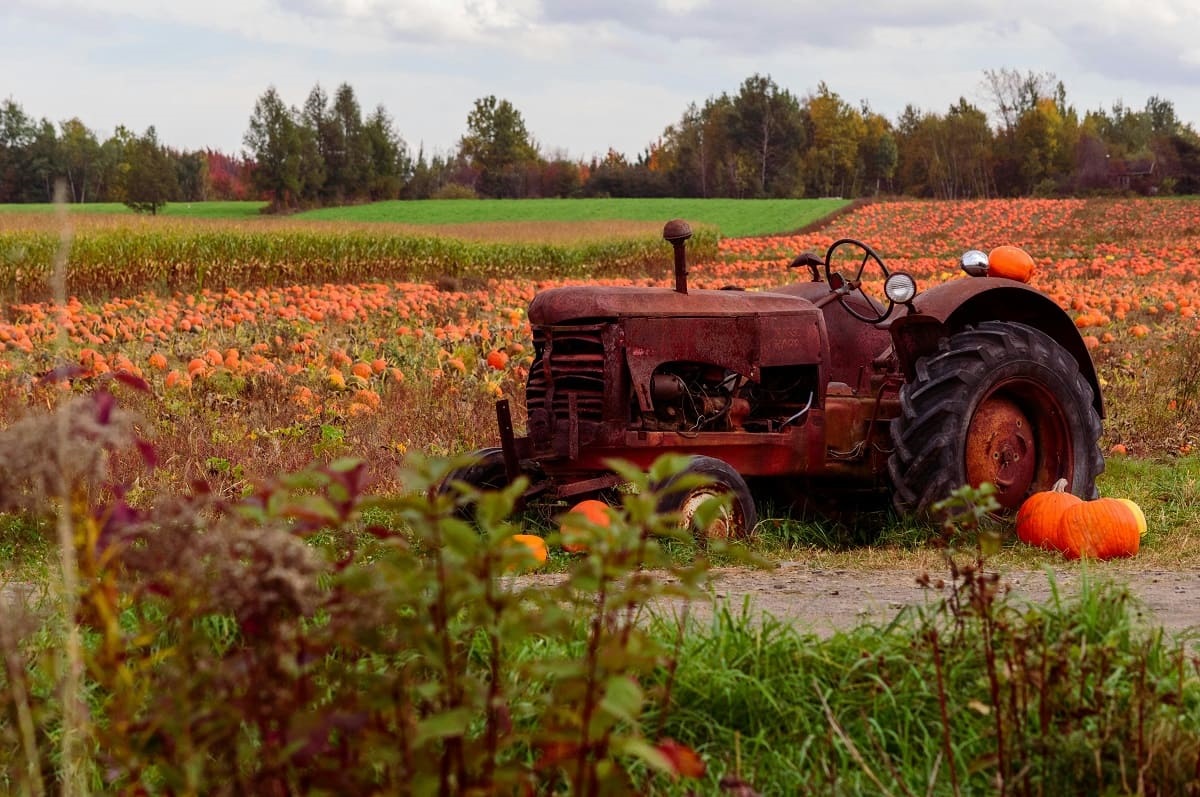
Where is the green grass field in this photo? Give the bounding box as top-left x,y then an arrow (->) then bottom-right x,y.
0,200 -> 269,219
0,198 -> 850,238
299,198 -> 850,237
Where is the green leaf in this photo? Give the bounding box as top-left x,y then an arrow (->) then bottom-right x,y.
610,736 -> 674,776
413,708 -> 471,747
269,493 -> 341,524
980,530 -> 1003,557
599,676 -> 644,725
687,492 -> 732,535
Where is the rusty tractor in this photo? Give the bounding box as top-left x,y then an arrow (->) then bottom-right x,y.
444,220 -> 1103,538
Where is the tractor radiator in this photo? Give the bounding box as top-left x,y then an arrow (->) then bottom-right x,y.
527,324 -> 607,449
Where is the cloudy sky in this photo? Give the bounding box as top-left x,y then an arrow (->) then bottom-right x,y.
4,0 -> 1198,161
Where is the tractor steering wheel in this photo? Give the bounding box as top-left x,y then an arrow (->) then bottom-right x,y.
825,238 -> 893,324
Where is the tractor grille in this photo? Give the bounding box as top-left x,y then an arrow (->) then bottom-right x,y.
527,324 -> 607,430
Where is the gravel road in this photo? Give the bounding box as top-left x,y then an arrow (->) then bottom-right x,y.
683,562 -> 1200,638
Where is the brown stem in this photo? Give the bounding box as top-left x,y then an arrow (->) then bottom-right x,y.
429,508 -> 463,792
481,549 -> 504,790
928,628 -> 960,797
574,570 -> 610,797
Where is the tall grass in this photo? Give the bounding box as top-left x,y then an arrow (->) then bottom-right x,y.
0,215 -> 719,302
654,570 -> 1200,794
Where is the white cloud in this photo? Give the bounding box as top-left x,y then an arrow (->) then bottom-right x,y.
1,0 -> 1197,159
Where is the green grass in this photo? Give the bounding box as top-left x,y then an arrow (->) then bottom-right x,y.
0,198 -> 850,237
648,572 -> 1200,794
297,198 -> 851,238
709,455 -> 1200,570
0,201 -> 268,219
0,514 -> 53,581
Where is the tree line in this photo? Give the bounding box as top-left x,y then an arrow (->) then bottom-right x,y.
2,69 -> 1199,213
0,99 -> 252,213
606,71 -> 1200,199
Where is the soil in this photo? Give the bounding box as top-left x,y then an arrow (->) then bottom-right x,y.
669,561 -> 1200,638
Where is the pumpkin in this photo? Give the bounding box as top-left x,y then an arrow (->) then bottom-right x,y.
1115,498 -> 1147,536
486,349 -> 509,370
988,245 -> 1035,283
508,534 -> 548,567
1015,478 -> 1081,551
559,499 -> 611,553
1058,498 -> 1141,560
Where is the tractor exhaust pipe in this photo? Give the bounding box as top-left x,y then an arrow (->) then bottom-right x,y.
663,219 -> 693,295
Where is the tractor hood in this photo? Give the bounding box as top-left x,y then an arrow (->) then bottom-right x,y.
528,285 -> 813,325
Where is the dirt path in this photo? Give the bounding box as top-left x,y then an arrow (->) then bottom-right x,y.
9,565 -> 1199,642
679,562 -> 1200,638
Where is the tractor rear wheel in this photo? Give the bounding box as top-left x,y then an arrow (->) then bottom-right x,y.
888,321 -> 1103,516
657,456 -> 758,542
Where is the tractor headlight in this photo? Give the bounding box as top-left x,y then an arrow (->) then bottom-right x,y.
884,272 -> 917,304
960,249 -> 989,277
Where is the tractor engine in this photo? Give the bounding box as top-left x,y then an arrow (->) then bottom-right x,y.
641,361 -> 820,435
646,364 -> 749,431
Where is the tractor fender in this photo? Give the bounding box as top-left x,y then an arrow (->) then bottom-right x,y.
888,278 -> 1104,417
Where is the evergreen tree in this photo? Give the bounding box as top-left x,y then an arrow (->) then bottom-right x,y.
125,127 -> 179,215
244,86 -> 304,208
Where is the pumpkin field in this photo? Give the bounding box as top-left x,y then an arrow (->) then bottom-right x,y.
1,197 -> 1197,494
3,197 -> 1200,794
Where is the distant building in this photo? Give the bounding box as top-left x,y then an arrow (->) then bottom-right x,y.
1109,157 -> 1157,193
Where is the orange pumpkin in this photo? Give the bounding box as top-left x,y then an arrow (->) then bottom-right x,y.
1058,498 -> 1141,560
1015,479 -> 1080,551
559,499 -> 611,553
988,245 -> 1035,283
1115,498 -> 1147,536
486,349 -> 510,370
509,534 -> 548,567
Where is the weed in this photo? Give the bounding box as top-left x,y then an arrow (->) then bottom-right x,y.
0,393 -> 753,793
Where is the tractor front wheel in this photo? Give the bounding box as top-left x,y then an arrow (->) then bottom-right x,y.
439,447 -> 509,495
657,456 -> 758,542
888,322 -> 1103,516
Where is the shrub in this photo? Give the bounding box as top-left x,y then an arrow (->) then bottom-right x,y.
0,390 -> 744,793
431,183 -> 479,200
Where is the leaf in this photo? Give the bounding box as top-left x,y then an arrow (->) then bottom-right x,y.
269,493 -> 341,525
979,530 -> 1003,558
413,707 -> 471,747
609,736 -> 674,776
655,738 -> 706,778
599,676 -> 644,725
967,699 -> 992,715
533,739 -> 581,771
687,492 -> 732,534
327,457 -> 365,474
112,370 -> 151,392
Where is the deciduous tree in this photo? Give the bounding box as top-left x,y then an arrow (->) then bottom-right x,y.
59,117 -> 100,203
858,105 -> 898,195
802,83 -> 865,197
458,95 -> 539,197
